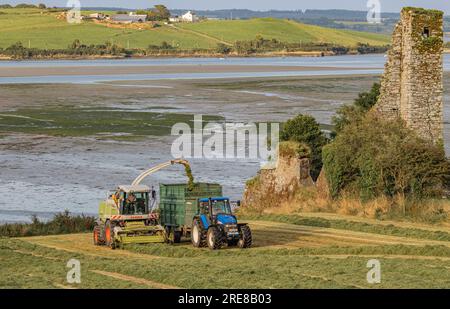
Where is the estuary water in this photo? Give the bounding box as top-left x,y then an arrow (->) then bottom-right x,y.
0,54 -> 449,222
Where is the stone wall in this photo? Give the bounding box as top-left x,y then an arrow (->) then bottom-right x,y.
373,7 -> 444,144
241,142 -> 313,209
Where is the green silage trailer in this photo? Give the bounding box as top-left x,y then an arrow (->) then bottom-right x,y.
159,183 -> 222,242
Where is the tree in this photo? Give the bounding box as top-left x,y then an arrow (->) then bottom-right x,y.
38,3 -> 46,9
216,43 -> 231,54
154,5 -> 170,20
332,82 -> 380,135
280,114 -> 329,180
148,5 -> 170,21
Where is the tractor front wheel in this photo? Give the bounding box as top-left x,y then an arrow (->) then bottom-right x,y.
93,224 -> 103,246
104,220 -> 115,249
207,226 -> 223,250
238,225 -> 252,249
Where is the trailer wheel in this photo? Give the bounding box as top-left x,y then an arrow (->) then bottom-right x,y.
191,219 -> 206,248
207,226 -> 223,250
104,220 -> 114,248
174,231 -> 182,244
238,225 -> 252,249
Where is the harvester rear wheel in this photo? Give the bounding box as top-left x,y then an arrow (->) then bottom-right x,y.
207,226 -> 223,250
238,225 -> 252,249
191,219 -> 206,248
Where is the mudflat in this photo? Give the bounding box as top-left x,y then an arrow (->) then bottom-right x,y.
0,65 -> 360,78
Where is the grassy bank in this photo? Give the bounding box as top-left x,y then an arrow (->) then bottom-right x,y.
0,8 -> 389,57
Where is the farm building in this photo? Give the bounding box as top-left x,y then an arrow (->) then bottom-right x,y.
111,12 -> 147,23
89,13 -> 105,20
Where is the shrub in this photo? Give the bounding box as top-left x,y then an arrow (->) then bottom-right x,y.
357,43 -> 389,54
233,40 -> 256,55
0,210 -> 95,237
280,114 -> 329,180
323,114 -> 450,200
216,43 -> 231,54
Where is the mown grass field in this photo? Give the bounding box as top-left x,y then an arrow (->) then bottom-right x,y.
178,18 -> 390,47
0,8 -> 390,50
1,214 -> 449,288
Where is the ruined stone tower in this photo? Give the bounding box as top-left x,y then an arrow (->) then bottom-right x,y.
374,7 -> 444,143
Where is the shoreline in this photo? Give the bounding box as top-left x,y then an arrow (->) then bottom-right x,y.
0,51 -> 382,62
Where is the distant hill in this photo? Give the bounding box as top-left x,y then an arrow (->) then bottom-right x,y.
170,8 -> 401,21
0,8 -> 389,50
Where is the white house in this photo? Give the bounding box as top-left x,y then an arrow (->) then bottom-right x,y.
181,11 -> 198,22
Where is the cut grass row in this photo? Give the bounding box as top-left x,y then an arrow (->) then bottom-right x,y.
2,236 -> 449,288
240,213 -> 450,241
125,242 -> 450,259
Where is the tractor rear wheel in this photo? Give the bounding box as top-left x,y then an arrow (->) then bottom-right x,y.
104,220 -> 115,249
207,226 -> 223,250
238,225 -> 252,249
191,219 -> 206,248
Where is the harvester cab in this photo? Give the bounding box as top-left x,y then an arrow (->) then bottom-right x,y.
94,185 -> 165,249
192,197 -> 252,250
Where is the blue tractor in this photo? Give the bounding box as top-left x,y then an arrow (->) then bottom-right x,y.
191,197 -> 252,249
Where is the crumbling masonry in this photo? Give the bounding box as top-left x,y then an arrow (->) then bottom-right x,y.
374,7 -> 444,144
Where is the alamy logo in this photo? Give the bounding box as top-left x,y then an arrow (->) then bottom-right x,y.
171,115 -> 279,167
66,0 -> 81,24
66,258 -> 81,284
367,0 -> 382,24
366,259 -> 381,284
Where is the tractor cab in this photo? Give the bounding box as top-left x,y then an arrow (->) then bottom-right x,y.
198,197 -> 237,226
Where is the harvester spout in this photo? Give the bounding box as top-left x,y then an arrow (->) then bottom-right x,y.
131,159 -> 194,189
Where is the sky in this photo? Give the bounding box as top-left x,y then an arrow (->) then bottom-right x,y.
1,0 -> 449,14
